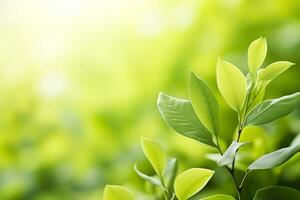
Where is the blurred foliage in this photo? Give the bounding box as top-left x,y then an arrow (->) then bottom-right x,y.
0,0 -> 300,199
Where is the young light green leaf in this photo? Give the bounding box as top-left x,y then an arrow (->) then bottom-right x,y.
103,185 -> 135,200
248,145 -> 300,170
245,92 -> 300,126
253,186 -> 300,200
157,93 -> 215,147
174,168 -> 214,200
258,61 -> 294,82
217,141 -> 250,167
202,194 -> 236,200
248,86 -> 266,110
248,37 -> 267,74
188,71 -> 220,134
163,158 -> 178,192
134,164 -> 164,189
141,138 -> 167,176
217,58 -> 247,112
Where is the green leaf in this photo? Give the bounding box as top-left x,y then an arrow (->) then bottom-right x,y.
163,158 -> 178,192
103,185 -> 135,200
217,58 -> 247,112
248,146 -> 300,170
253,186 -> 300,200
248,86 -> 266,110
174,168 -> 214,200
188,72 -> 220,134
291,134 -> 300,147
202,194 -> 236,200
157,93 -> 215,147
205,153 -> 222,163
258,61 -> 294,81
248,37 -> 267,74
217,141 -> 250,167
248,135 -> 300,170
245,92 -> 300,126
134,164 -> 164,189
141,138 -> 167,176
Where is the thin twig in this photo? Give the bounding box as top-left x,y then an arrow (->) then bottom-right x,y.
239,170 -> 251,190
159,175 -> 170,200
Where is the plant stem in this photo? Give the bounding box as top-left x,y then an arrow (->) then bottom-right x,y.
228,167 -> 241,200
231,85 -> 253,199
159,175 -> 170,200
230,77 -> 257,200
232,128 -> 243,176
221,74 -> 257,200
239,170 -> 251,192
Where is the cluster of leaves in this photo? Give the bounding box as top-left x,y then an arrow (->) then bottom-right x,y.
103,138 -> 230,200
102,38 -> 300,200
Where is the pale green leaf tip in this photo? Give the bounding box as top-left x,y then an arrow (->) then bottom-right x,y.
252,37 -> 266,45
218,57 -> 230,66
157,92 -> 164,100
289,62 -> 296,66
262,37 -> 267,45
189,70 -> 196,78
189,71 -> 205,84
258,36 -> 266,41
217,57 -> 223,63
157,93 -> 163,108
281,61 -> 295,67
276,61 -> 295,66
140,137 -> 164,151
201,168 -> 215,177
217,57 -> 223,68
157,92 -> 169,103
190,71 -> 204,83
104,184 -> 121,193
104,184 -> 117,190
103,185 -> 135,200
141,137 -> 150,143
140,137 -> 151,147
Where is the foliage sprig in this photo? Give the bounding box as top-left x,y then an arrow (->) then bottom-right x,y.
103,38 -> 300,200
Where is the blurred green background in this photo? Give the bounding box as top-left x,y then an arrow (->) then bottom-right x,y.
1,0 -> 300,199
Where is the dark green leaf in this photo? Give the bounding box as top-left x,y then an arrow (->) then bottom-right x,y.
248,135 -> 300,170
248,146 -> 300,170
253,186 -> 300,200
245,92 -> 300,126
157,93 -> 215,147
189,71 -> 220,134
